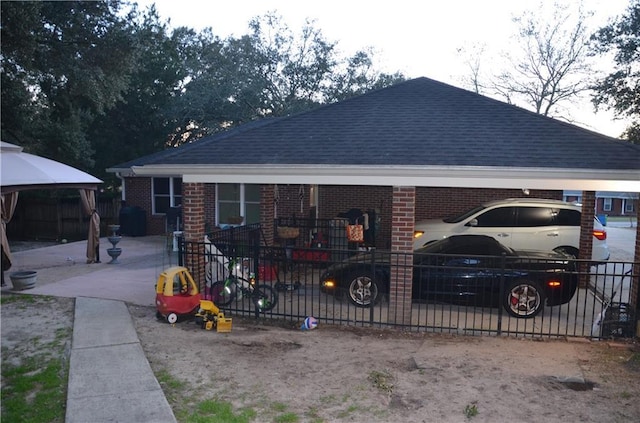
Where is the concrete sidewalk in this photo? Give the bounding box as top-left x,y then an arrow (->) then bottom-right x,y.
2,236 -> 179,423
66,297 -> 176,423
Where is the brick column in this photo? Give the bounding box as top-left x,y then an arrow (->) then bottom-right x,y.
260,184 -> 276,246
578,191 -> 596,287
388,186 -> 415,326
183,182 -> 206,284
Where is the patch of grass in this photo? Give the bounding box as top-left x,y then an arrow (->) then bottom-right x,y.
620,391 -> 632,399
368,369 -> 394,393
270,401 -> 300,423
274,411 -> 299,423
304,407 -> 324,423
0,293 -> 38,305
1,295 -> 70,423
156,369 -> 187,391
183,398 -> 256,423
464,402 -> 479,419
319,393 -> 337,404
337,404 -> 361,418
1,348 -> 68,423
271,402 -> 288,412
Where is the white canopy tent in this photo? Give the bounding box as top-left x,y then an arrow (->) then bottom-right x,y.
1,142 -> 103,284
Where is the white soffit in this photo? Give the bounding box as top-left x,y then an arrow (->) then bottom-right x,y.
130,165 -> 640,192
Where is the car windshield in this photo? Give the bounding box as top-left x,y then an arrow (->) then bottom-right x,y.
416,236 -> 517,256
442,205 -> 487,223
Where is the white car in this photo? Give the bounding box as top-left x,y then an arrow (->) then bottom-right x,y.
413,198 -> 610,261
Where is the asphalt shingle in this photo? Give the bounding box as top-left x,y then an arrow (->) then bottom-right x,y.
110,77 -> 640,172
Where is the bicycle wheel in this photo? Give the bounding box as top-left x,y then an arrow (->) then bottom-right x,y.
210,280 -> 236,306
253,284 -> 278,312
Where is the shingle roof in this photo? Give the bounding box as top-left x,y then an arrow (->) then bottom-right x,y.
111,77 -> 640,172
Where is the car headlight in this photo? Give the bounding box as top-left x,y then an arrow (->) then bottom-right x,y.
414,231 -> 424,239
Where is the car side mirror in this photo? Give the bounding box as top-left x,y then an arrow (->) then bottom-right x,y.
466,218 -> 478,227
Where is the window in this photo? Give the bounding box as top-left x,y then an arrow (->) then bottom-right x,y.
556,209 -> 581,226
217,183 -> 260,225
624,200 -> 635,213
603,198 -> 612,212
516,207 -> 554,227
153,177 -> 182,214
475,207 -> 516,227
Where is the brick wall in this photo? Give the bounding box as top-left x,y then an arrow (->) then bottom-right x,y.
414,187 -> 562,221
123,177 -> 165,235
126,177 -> 565,242
204,184 -> 216,232
273,184 -> 310,220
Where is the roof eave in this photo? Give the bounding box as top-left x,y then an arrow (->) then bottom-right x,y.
129,164 -> 640,192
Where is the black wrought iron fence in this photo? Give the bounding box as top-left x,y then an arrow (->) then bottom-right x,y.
179,237 -> 638,340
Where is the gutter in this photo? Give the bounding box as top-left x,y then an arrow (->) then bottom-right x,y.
129,164 -> 640,192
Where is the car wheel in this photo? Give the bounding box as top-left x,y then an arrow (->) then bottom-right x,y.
504,280 -> 545,318
346,273 -> 379,307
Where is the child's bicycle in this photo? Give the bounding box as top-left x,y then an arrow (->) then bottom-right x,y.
210,257 -> 278,313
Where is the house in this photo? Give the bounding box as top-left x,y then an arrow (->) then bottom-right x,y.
563,190 -> 638,220
107,77 -> 640,323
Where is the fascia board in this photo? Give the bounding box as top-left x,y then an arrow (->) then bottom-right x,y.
130,165 -> 640,192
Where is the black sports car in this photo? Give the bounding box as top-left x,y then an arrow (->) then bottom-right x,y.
320,235 -> 577,318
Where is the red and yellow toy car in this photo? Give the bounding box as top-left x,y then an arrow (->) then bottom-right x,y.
155,266 -> 201,324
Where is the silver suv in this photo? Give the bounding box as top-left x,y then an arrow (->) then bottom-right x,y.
413,198 -> 609,261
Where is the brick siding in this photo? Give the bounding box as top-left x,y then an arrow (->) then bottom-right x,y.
389,186 -> 415,325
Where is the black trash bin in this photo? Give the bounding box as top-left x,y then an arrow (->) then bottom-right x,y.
119,206 -> 147,237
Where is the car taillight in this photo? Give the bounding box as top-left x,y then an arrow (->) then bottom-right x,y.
593,229 -> 606,241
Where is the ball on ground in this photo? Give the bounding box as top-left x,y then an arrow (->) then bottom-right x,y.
302,316 -> 318,330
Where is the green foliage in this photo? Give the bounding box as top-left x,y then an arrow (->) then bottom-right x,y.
274,412 -> 300,423
1,296 -> 69,423
591,0 -> 640,143
183,399 -> 256,423
1,0 -> 137,170
1,3 -> 404,184
464,403 -> 479,419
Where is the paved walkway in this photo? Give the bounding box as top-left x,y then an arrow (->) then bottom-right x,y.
66,297 -> 176,423
2,235 -> 180,423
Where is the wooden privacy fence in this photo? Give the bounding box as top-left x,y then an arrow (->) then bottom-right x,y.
7,197 -> 121,241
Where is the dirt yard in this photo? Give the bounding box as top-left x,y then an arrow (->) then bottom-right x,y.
128,304 -> 640,423
2,294 -> 639,423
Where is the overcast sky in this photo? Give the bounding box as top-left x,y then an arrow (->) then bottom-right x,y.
138,0 -> 632,137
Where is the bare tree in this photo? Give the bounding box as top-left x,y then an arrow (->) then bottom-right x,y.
457,43 -> 487,95
460,2 -> 595,119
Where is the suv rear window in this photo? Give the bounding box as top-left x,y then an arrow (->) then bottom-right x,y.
516,207 -> 555,227
556,208 -> 581,226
